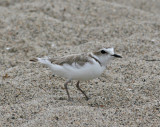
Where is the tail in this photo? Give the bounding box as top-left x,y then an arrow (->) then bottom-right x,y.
30,57 -> 51,65
30,57 -> 63,76
30,58 -> 38,62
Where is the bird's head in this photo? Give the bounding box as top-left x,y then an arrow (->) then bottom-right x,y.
92,47 -> 122,66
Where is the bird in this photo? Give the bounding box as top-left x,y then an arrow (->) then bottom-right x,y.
30,47 -> 122,101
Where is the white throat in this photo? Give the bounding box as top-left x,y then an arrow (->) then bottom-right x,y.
90,53 -> 113,67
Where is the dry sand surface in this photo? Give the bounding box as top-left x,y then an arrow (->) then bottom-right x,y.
0,0 -> 160,126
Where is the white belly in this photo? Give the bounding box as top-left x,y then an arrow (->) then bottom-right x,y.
51,61 -> 106,81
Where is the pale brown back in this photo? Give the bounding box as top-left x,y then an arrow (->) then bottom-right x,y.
49,54 -> 92,66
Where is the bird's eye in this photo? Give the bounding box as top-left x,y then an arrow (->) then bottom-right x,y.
101,50 -> 106,54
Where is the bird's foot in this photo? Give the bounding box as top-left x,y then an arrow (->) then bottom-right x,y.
85,97 -> 89,101
67,97 -> 73,101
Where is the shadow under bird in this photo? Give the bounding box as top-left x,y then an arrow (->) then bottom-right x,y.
30,47 -> 122,101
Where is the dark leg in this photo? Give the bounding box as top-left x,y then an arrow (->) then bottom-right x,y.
64,79 -> 72,101
76,81 -> 89,100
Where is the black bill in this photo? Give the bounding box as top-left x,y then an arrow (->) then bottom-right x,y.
112,54 -> 122,58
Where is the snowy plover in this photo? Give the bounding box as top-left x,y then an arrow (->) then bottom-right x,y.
30,47 -> 122,101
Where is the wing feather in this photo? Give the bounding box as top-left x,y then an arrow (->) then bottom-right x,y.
49,54 -> 92,66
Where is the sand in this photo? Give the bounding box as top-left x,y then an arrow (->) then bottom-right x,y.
0,0 -> 160,126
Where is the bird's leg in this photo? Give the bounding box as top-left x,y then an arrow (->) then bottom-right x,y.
76,81 -> 89,100
64,79 -> 72,101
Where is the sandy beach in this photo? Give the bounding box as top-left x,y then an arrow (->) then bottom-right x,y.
0,0 -> 160,126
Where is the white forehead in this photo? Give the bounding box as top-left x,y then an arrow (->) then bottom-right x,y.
104,48 -> 114,54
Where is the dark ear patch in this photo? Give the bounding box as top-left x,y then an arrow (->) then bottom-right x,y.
101,50 -> 106,54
